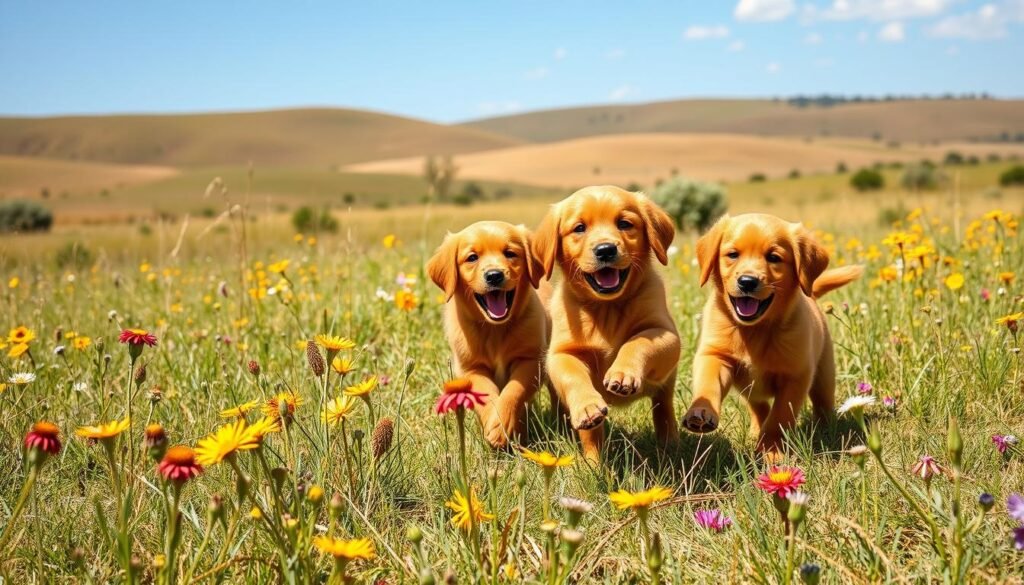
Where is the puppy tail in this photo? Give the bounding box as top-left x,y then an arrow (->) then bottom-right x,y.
812,265 -> 864,298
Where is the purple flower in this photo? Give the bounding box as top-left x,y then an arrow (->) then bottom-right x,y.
693,508 -> 733,532
992,434 -> 1018,454
1014,526 -> 1024,550
882,396 -> 896,409
1009,494 -> 1024,523
856,381 -> 873,395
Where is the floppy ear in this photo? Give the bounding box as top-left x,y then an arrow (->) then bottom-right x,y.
426,233 -> 459,301
696,215 -> 729,287
640,195 -> 676,265
792,224 -> 829,297
517,225 -> 543,289
531,206 -> 561,281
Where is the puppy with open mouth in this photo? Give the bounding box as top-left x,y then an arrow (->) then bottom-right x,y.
682,213 -> 863,458
533,186 -> 680,464
427,221 -> 548,448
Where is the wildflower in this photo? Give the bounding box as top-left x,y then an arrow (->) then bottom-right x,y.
7,326 -> 35,345
608,486 -> 672,511
306,341 -> 326,377
910,455 -> 943,481
755,465 -> 806,499
118,328 -> 157,347
315,334 -> 355,352
313,536 -> 376,560
307,484 -> 325,505
997,312 -> 1024,332
837,395 -> 876,416
73,337 -> 91,350
322,396 -> 358,425
7,344 -> 29,359
559,497 -> 594,528
144,423 -> 168,460
856,381 -> 873,394
787,491 -> 810,524
1014,527 -> 1024,551
371,417 -> 394,459
246,416 -> 282,443
521,448 -> 574,470
262,392 -> 302,421
76,418 -> 131,442
267,259 -> 290,274
693,509 -> 733,532
219,400 -> 260,418
158,446 -> 203,484
247,360 -> 260,376
331,356 -> 355,375
979,493 -> 995,512
24,421 -> 62,457
944,273 -> 965,291
382,234 -> 397,249
195,419 -> 261,466
433,378 -> 488,414
445,486 -> 494,530
992,434 -> 1018,455
999,271 -> 1016,284
344,375 -> 379,398
882,396 -> 897,409
395,290 -> 418,311
1008,493 -> 1024,522
9,372 -> 35,385
8,276 -> 18,289
799,563 -> 821,585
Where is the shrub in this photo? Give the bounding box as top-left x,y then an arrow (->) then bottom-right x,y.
878,204 -> 906,227
788,169 -> 801,179
944,151 -> 965,165
836,161 -> 848,174
55,242 -> 93,269
459,181 -> 485,202
649,177 -> 728,232
850,168 -> 885,192
749,173 -> 766,183
291,206 -> 338,233
0,200 -> 53,233
901,164 -> 946,191
999,165 -> 1024,187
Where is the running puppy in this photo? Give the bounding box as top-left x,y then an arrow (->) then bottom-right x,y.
533,186 -> 680,463
427,221 -> 547,448
682,213 -> 863,457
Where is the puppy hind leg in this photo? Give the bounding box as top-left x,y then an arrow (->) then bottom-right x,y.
809,343 -> 836,423
578,425 -> 605,467
652,377 -> 679,448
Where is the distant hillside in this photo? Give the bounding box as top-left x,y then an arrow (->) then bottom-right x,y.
0,108 -> 521,167
461,99 -> 1024,143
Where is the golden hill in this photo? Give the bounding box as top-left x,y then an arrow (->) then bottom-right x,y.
461,99 -> 1024,143
345,133 -> 1024,187
0,108 -> 521,167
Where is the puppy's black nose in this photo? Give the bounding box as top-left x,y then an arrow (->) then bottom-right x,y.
737,275 -> 760,293
594,243 -> 618,262
484,270 -> 505,286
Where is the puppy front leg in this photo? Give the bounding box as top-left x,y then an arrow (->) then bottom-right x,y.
484,359 -> 542,448
461,370 -> 503,448
756,374 -> 812,458
604,327 -> 681,396
548,351 -> 608,464
683,353 -> 733,434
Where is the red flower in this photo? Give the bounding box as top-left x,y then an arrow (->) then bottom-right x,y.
755,465 -> 806,499
119,328 -> 158,347
158,445 -> 204,484
434,378 -> 489,415
24,421 -> 62,456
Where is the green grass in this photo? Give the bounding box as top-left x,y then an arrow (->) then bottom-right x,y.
0,178 -> 1023,583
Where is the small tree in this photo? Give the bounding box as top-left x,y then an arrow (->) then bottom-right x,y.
850,168 -> 885,191
999,165 -> 1024,187
649,177 -> 728,232
0,200 -> 53,233
291,206 -> 338,233
424,156 -> 458,201
901,164 -> 946,191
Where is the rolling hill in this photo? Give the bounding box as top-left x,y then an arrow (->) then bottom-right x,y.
461,99 -> 1024,144
0,108 -> 521,167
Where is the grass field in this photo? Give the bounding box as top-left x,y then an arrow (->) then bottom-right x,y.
1,163 -> 1024,583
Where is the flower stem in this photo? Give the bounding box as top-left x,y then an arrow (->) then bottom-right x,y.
784,521 -> 798,585
0,465 -> 38,556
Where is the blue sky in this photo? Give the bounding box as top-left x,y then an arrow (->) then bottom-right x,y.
1,1 -> 1022,122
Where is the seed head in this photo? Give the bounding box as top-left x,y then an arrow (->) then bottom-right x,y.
371,417 -> 394,460
306,341 -> 325,377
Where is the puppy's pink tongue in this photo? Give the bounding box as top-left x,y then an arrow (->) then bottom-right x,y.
594,268 -> 621,289
734,297 -> 760,318
484,291 -> 509,319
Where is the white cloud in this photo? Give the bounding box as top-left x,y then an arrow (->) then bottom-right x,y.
605,48 -> 626,60
804,32 -> 824,44
727,40 -> 747,52
477,101 -> 522,115
523,67 -> 550,80
608,85 -> 636,101
684,25 -> 731,40
805,0 -> 949,22
878,21 -> 906,41
735,0 -> 795,21
928,3 -> 1013,40
553,47 -> 568,60
766,61 -> 782,73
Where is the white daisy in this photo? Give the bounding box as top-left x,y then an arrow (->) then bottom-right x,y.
8,372 -> 36,385
787,491 -> 810,506
837,395 -> 876,415
73,382 -> 89,393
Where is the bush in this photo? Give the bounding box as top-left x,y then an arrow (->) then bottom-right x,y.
850,168 -> 885,192
291,206 -> 338,233
999,165 -> 1024,187
55,242 -> 93,269
944,151 -> 965,165
878,204 -> 906,227
749,173 -> 766,183
836,161 -> 848,174
459,181 -> 485,202
0,200 -> 53,233
788,169 -> 801,179
901,164 -> 946,191
649,177 -> 728,232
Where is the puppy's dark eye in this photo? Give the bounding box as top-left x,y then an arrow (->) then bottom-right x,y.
466,253 -> 478,263
766,252 -> 782,263
503,250 -> 517,259
726,251 -> 740,259
617,219 -> 633,230
572,223 -> 586,234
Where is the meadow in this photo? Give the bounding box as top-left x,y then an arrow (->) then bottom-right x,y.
2,166 -> 1024,584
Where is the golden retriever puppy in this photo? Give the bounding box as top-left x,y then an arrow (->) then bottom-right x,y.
427,221 -> 547,448
682,213 -> 863,457
533,186 -> 680,463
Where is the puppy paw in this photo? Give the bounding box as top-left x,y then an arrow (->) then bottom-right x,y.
570,400 -> 609,430
603,367 -> 643,397
682,404 -> 719,433
483,398 -> 522,449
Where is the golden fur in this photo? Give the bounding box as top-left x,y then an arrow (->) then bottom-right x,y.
682,213 -> 863,457
427,221 -> 548,448
533,186 -> 680,463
